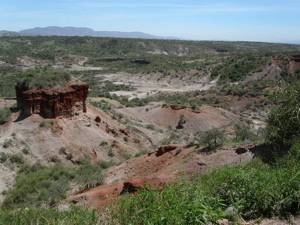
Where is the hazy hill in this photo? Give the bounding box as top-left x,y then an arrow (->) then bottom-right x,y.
1,26 -> 171,39
0,30 -> 18,37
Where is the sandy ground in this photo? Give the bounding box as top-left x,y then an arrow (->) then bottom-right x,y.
95,72 -> 217,99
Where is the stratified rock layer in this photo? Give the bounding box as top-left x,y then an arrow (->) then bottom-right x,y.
16,82 -> 89,118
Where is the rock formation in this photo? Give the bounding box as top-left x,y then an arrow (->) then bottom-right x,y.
16,82 -> 89,118
289,55 -> 300,74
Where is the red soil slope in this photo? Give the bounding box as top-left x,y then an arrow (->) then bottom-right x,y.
70,144 -> 254,208
118,105 -> 238,134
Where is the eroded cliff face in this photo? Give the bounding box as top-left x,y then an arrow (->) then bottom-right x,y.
16,82 -> 89,118
289,55 -> 300,74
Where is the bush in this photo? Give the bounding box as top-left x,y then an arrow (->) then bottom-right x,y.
211,55 -> 267,82
201,158 -> 300,219
108,149 -> 115,157
196,129 -> 225,150
74,160 -> 104,191
2,139 -> 13,148
0,107 -> 11,125
0,66 -> 71,98
221,84 -> 247,96
9,154 -> 24,165
16,67 -> 71,90
266,81 -> 300,147
3,160 -> 104,209
0,152 -> 8,163
99,141 -> 108,146
99,160 -> 115,169
3,165 -> 74,208
234,122 -> 255,142
39,120 -> 54,128
134,149 -> 148,158
145,124 -> 155,130
22,147 -> 30,155
90,100 -> 111,112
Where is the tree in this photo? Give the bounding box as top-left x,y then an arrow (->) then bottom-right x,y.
196,129 -> 225,151
234,122 -> 254,142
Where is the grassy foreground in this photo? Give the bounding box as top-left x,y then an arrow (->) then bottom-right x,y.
110,154 -> 300,225
2,153 -> 299,225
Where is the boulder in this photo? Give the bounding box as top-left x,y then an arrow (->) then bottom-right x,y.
121,178 -> 146,194
155,145 -> 178,157
95,116 -> 101,123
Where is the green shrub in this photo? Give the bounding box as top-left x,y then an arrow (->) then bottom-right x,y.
108,149 -> 115,157
2,138 -> 13,148
74,160 -> 104,191
201,159 -> 300,219
3,160 -> 104,209
16,67 -> 71,90
266,81 -> 300,147
9,154 -> 24,165
22,147 -> 30,155
39,120 -> 54,128
221,84 -> 246,96
234,122 -> 255,142
211,55 -> 267,82
99,160 -> 115,169
90,100 -> 111,112
196,129 -> 225,150
3,165 -> 74,208
134,149 -> 148,158
0,152 -> 8,163
99,141 -> 108,146
145,124 -> 155,130
0,107 -> 11,125
0,67 -> 71,97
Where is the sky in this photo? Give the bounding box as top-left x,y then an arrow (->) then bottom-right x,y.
0,0 -> 300,43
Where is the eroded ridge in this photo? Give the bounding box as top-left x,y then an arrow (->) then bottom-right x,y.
16,82 -> 89,118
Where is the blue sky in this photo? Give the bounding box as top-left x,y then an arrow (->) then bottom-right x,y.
0,0 -> 300,43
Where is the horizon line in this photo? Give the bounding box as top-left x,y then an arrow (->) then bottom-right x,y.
1,26 -> 299,45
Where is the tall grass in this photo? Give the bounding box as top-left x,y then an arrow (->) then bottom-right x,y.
110,184 -> 225,225
2,156 -> 300,224
110,156 -> 300,225
201,159 -> 300,219
0,207 -> 101,225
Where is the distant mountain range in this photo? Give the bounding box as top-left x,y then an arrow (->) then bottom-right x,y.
0,26 -> 175,39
